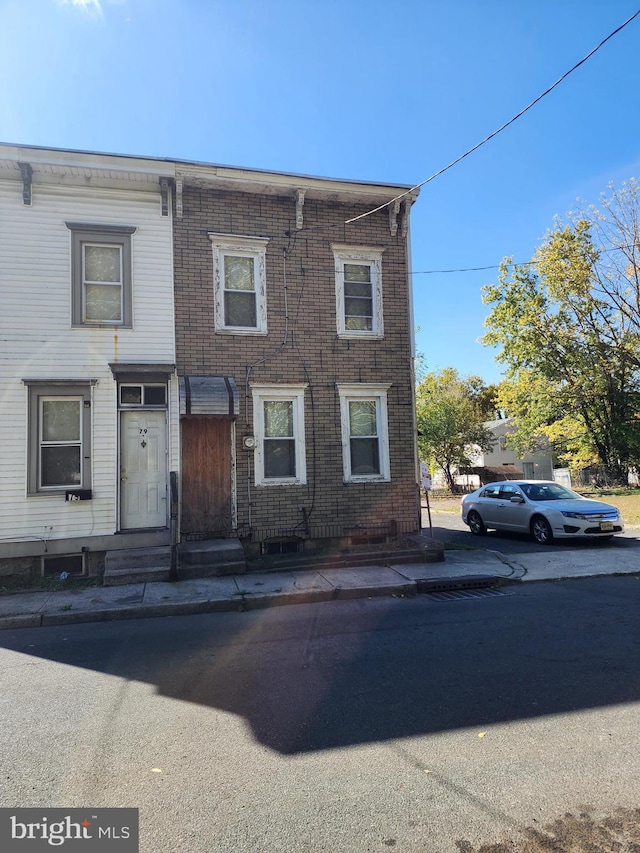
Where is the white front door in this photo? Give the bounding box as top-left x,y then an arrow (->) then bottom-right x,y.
120,410 -> 167,529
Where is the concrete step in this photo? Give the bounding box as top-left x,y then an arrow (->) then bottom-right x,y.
245,546 -> 427,574
103,546 -> 172,586
104,546 -> 170,572
177,538 -> 246,578
104,565 -> 171,586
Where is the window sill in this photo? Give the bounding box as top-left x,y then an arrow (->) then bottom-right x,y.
337,331 -> 384,340
216,327 -> 268,336
72,323 -> 131,330
27,490 -> 88,498
255,479 -> 307,487
344,476 -> 391,484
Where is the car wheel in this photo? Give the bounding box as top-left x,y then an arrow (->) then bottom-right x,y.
531,515 -> 553,545
467,510 -> 486,536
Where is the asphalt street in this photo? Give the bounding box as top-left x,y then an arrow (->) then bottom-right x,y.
1,576 -> 640,852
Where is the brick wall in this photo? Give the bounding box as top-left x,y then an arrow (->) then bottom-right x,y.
174,184 -> 419,548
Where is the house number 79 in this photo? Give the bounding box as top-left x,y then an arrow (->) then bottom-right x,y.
139,429 -> 148,435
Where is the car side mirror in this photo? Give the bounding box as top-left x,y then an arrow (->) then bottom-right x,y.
510,495 -> 525,503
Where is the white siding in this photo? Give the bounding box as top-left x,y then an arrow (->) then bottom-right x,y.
0,179 -> 177,544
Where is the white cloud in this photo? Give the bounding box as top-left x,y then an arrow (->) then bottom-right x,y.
56,0 -> 104,14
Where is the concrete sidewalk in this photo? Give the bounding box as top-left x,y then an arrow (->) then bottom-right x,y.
0,543 -> 638,631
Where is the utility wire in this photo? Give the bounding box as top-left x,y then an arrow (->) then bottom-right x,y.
343,9 -> 640,227
411,242 -> 640,275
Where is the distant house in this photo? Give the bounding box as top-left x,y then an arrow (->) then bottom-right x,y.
431,417 -> 554,490
469,417 -> 554,483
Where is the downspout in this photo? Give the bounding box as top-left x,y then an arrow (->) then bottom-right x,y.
404,196 -> 421,533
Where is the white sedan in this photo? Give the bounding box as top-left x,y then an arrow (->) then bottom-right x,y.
461,480 -> 624,544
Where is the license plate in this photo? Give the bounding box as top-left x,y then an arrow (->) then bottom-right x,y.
600,521 -> 614,531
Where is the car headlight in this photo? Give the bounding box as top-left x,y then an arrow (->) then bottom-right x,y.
561,510 -> 619,520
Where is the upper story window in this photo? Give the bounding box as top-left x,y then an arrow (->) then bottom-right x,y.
209,233 -> 269,335
66,223 -> 136,327
332,244 -> 384,338
251,384 -> 307,486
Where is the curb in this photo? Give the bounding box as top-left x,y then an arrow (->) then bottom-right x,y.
0,579 -> 423,630
2,567 -> 636,632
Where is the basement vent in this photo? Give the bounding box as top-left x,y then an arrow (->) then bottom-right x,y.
262,539 -> 300,556
42,553 -> 85,578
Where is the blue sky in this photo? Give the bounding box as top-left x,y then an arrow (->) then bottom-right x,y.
2,0 -> 639,384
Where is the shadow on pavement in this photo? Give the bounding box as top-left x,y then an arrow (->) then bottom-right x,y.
2,576 -> 640,755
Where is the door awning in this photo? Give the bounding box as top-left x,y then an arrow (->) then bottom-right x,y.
179,375 -> 239,417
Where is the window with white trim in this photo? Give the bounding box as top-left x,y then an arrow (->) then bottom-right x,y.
252,385 -> 307,485
337,384 -> 391,482
25,381 -> 92,494
210,233 -> 269,334
332,244 -> 384,338
66,223 -> 135,327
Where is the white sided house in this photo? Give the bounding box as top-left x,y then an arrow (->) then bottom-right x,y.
0,144 -> 178,584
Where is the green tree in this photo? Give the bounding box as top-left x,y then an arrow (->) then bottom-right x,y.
416,368 -> 496,493
483,182 -> 640,484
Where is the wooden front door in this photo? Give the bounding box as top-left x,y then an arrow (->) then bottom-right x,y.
181,416 -> 233,536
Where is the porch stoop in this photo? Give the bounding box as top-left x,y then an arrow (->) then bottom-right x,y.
103,539 -> 247,586
103,546 -> 171,586
177,539 -> 247,579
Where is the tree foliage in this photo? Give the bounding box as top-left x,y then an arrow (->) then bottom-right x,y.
416,368 -> 496,492
483,181 -> 640,484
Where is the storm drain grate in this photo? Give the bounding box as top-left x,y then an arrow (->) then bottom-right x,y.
424,587 -> 510,602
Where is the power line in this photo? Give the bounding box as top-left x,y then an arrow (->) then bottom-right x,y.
411,242 -> 639,276
343,9 -> 640,227
412,264 -> 508,275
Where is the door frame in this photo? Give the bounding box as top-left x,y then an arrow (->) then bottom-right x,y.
117,382 -> 169,531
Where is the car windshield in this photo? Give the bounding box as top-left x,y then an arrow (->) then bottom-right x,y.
521,483 -> 580,501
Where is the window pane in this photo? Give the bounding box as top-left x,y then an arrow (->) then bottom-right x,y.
350,438 -> 380,475
85,283 -> 122,321
120,386 -> 142,405
144,386 -> 167,406
349,400 -> 377,437
345,297 -> 373,320
41,446 -> 81,487
345,315 -> 373,331
42,400 -> 80,442
264,439 -> 296,477
224,291 -> 256,327
344,263 -> 371,283
84,245 -> 121,283
224,256 -> 255,291
345,281 -> 372,298
264,400 -> 293,437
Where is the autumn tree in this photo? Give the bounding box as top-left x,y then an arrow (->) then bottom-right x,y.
416,368 -> 496,492
483,181 -> 640,485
